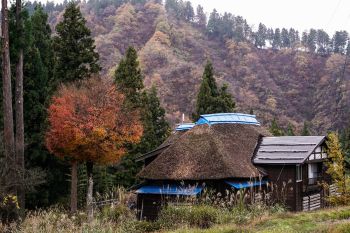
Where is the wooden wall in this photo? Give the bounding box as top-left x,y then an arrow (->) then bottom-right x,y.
258,165 -> 297,210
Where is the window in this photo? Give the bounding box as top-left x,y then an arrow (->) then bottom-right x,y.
308,163 -> 320,185
296,165 -> 302,182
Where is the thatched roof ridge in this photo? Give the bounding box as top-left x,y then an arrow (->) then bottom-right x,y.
138,124 -> 271,180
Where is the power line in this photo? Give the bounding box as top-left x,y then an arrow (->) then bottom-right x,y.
327,0 -> 342,26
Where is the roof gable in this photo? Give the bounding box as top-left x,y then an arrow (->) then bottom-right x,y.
253,136 -> 326,164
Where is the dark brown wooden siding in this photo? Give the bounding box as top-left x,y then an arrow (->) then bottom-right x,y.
137,194 -> 162,221
258,165 -> 297,210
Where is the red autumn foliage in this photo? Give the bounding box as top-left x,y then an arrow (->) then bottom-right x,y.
45,77 -> 143,165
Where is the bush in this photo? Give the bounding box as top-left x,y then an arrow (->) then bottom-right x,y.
98,204 -> 133,223
158,204 -> 228,229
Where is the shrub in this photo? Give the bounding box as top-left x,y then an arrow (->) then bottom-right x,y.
98,204 -> 133,223
158,204 -> 228,229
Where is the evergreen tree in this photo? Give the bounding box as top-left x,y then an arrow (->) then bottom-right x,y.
215,84 -> 235,113
53,2 -> 100,85
286,123 -> 295,136
52,2 -> 100,212
201,60 -> 218,96
207,9 -> 220,37
113,46 -> 169,187
288,28 -> 297,47
266,28 -> 274,45
255,23 -> 267,48
269,118 -> 284,136
302,31 -> 308,49
184,1 -> 194,22
301,121 -> 311,136
194,77 -> 213,119
281,28 -> 290,48
194,61 -> 235,120
114,46 -> 144,106
316,29 -> 330,55
307,29 -> 317,52
333,30 -> 348,54
24,6 -> 69,208
115,87 -> 170,186
272,28 -> 281,49
195,4 -> 206,28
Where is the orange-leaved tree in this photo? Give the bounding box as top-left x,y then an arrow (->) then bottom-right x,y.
45,77 -> 143,216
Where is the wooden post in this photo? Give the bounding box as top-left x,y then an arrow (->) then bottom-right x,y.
86,161 -> 94,222
70,161 -> 78,213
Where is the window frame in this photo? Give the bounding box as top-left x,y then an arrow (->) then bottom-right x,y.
296,165 -> 302,182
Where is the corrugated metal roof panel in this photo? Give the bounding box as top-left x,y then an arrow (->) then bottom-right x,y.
225,180 -> 268,189
196,113 -> 260,126
253,136 -> 325,164
176,123 -> 195,131
135,185 -> 203,195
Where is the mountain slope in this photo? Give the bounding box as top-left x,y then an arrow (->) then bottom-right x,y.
47,0 -> 350,133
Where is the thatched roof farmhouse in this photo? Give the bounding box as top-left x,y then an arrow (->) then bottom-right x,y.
135,113 -> 332,220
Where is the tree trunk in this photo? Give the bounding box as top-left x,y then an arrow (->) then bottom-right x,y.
86,161 -> 94,222
15,0 -> 25,211
2,0 -> 16,195
70,161 -> 78,213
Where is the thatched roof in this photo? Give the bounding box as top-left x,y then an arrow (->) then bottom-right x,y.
135,130 -> 185,162
138,124 -> 271,180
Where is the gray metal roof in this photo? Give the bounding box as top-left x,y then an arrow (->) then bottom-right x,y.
253,136 -> 326,164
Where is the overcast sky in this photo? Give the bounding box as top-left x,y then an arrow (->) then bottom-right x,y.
189,0 -> 350,35
29,0 -> 350,35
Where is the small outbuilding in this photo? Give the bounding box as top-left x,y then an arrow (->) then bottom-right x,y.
135,113 -> 332,220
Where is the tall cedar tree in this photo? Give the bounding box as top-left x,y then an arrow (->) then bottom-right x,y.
53,2 -> 100,213
23,6 -> 66,208
53,2 -> 100,85
115,86 -> 170,186
2,0 -> 16,199
194,61 -> 235,120
114,46 -> 144,107
45,77 -> 143,220
114,47 -> 170,187
15,0 -> 25,210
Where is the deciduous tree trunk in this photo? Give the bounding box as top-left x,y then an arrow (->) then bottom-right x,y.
70,161 -> 78,213
2,0 -> 16,195
15,0 -> 25,211
86,161 -> 94,222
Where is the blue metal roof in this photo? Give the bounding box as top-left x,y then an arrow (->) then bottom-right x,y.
196,113 -> 260,126
225,180 -> 268,189
176,123 -> 195,131
136,185 -> 203,195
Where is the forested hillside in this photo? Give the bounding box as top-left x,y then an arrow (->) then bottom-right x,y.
29,0 -> 350,133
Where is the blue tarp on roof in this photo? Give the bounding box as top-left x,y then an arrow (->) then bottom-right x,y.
196,113 -> 260,126
136,185 -> 203,195
225,180 -> 268,189
176,123 -> 195,131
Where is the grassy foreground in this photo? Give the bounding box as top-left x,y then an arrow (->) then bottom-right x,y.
170,206 -> 350,233
1,205 -> 350,233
